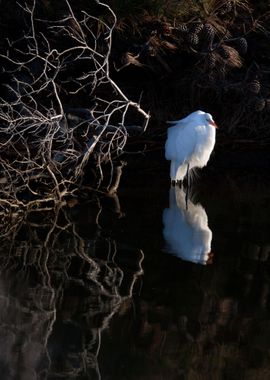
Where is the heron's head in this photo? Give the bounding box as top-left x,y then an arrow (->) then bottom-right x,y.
205,113 -> 218,128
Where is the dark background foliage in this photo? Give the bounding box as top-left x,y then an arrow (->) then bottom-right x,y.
1,0 -> 270,143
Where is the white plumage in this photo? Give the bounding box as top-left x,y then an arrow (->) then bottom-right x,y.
165,110 -> 217,182
163,187 -> 213,265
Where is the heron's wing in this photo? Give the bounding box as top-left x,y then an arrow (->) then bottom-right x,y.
166,110 -> 204,126
165,122 -> 197,163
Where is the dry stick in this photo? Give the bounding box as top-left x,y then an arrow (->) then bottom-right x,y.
0,0 -> 149,212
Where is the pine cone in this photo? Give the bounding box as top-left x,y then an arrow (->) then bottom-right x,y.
179,24 -> 188,33
237,38 -> 248,55
248,80 -> 261,94
219,1 -> 233,15
202,24 -> 215,43
192,23 -> 204,35
187,32 -> 199,45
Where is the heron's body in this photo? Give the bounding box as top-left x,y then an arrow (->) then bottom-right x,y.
165,110 -> 217,182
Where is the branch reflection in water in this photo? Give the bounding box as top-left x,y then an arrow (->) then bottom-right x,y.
0,194 -> 143,380
163,186 -> 213,265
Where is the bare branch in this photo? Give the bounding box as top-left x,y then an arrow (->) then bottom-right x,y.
0,0 -> 149,206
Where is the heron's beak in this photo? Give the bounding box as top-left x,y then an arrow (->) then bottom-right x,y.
209,120 -> 218,128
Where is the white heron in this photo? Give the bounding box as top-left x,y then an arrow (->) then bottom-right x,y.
163,187 -> 213,265
165,110 -> 217,186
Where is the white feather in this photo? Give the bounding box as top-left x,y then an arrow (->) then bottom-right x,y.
165,110 -> 216,181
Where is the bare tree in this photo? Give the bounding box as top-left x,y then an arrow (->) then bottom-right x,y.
0,0 -> 149,208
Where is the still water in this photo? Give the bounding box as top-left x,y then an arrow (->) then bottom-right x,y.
1,151 -> 270,379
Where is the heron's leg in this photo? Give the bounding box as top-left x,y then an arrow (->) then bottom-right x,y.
186,163 -> 190,187
185,163 -> 190,209
176,180 -> 182,188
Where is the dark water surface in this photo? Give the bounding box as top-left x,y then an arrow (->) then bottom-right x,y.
1,151 -> 270,379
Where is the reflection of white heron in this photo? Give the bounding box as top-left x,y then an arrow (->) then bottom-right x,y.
163,187 -> 213,265
165,110 -> 217,185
